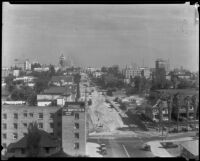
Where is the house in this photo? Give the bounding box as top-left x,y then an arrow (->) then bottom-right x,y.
49,76 -> 74,86
37,86 -> 77,106
179,140 -> 199,160
5,130 -> 61,158
33,67 -> 50,72
13,76 -> 37,83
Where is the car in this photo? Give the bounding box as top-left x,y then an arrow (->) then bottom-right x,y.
162,142 -> 178,148
142,144 -> 151,151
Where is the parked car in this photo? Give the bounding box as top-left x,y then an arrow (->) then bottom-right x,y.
162,142 -> 178,148
142,144 -> 151,151
99,144 -> 107,155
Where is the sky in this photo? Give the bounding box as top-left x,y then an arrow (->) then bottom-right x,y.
2,3 -> 199,71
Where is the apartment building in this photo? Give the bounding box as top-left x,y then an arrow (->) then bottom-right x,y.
62,102 -> 86,156
122,65 -> 141,79
1,102 -> 86,157
49,76 -> 74,86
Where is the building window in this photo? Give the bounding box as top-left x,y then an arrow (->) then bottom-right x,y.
57,122 -> 61,127
45,147 -> 50,154
74,143 -> 79,150
3,123 -> 7,130
29,113 -> 33,117
75,113 -> 79,120
21,148 -> 26,154
74,133 -> 79,139
38,123 -> 43,129
13,133 -> 18,140
23,133 -> 27,136
74,123 -> 79,129
14,123 -> 18,129
50,113 -> 54,119
23,123 -> 27,128
50,123 -> 54,128
39,113 -> 43,119
3,113 -> 7,119
24,113 -> 27,117
3,133 -> 7,139
29,123 -> 33,127
2,143 -> 7,149
14,113 -> 18,119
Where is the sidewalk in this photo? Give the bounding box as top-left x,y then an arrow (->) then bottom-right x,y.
86,142 -> 103,157
146,136 -> 195,157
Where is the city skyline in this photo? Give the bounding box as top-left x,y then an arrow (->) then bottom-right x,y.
2,3 -> 199,71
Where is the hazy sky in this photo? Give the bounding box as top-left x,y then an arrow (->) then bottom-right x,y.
2,3 -> 199,71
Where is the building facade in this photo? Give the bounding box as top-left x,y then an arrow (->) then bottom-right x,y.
1,103 -> 86,157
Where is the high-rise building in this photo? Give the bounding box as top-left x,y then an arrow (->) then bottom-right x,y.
59,54 -> 66,70
155,58 -> 170,74
62,102 -> 86,156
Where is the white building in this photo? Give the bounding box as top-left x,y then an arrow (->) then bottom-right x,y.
25,59 -> 31,71
13,76 -> 36,83
13,70 -> 20,77
122,65 -> 142,79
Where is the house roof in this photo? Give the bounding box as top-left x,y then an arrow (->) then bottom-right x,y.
51,76 -> 73,83
43,87 -> 72,95
155,89 -> 198,96
48,149 -> 71,157
180,140 -> 199,156
1,87 -> 9,96
7,130 -> 60,149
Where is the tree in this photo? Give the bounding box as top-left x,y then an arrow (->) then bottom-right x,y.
101,66 -> 108,73
34,80 -> 49,94
27,122 -> 41,157
49,64 -> 56,77
31,63 -> 41,70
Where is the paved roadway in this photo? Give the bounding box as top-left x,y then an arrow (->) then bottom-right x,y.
87,136 -> 158,157
87,131 -> 197,158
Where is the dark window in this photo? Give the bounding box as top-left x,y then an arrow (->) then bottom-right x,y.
13,133 -> 18,139
3,123 -> 7,130
29,113 -> 33,117
50,113 -> 54,119
3,133 -> 7,139
57,131 -> 61,137
57,111 -> 62,117
23,133 -> 27,136
39,113 -> 43,119
74,143 -> 79,149
74,133 -> 79,139
45,147 -> 50,154
38,123 -> 43,129
29,123 -> 33,127
75,123 -> 79,129
3,113 -> 7,119
21,148 -> 26,154
50,123 -> 54,128
75,113 -> 79,120
57,122 -> 61,127
23,113 -> 27,117
23,123 -> 27,127
14,123 -> 18,129
14,113 -> 18,119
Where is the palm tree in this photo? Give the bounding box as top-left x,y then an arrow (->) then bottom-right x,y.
184,96 -> 190,131
173,93 -> 181,132
167,94 -> 173,132
27,122 -> 41,157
